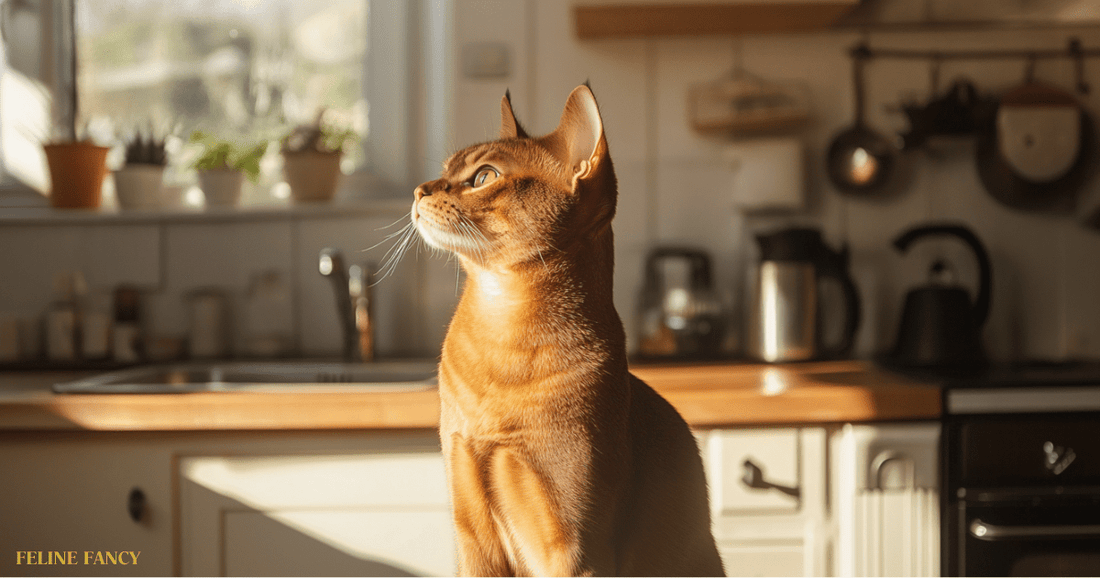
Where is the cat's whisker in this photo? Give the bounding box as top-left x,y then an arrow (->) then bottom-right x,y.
455,259 -> 462,296
457,215 -> 492,267
361,221 -> 414,253
456,220 -> 485,266
535,245 -> 549,274
377,225 -> 413,265
374,214 -> 411,232
370,223 -> 419,286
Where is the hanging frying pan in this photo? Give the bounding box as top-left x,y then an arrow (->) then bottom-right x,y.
827,47 -> 898,196
975,80 -> 1095,211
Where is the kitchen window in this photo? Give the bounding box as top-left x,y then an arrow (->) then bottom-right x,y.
1,0 -> 448,205
78,0 -> 368,172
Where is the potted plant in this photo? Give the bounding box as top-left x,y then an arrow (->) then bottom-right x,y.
114,130 -> 168,210
189,131 -> 268,208
280,112 -> 358,203
43,137 -> 110,209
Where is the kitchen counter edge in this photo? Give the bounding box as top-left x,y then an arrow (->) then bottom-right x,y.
0,360 -> 941,431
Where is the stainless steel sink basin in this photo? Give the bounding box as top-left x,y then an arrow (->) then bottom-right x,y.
53,360 -> 438,394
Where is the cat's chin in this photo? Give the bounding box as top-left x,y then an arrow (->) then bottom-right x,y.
414,219 -> 473,258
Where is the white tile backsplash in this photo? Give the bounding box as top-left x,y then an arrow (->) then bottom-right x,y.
164,220 -> 293,291
0,223 -> 159,313
529,3 -> 649,163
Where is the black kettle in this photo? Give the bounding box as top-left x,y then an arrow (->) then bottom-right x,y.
888,224 -> 992,370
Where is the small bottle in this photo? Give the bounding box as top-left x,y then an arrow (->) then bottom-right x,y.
112,285 -> 143,364
45,272 -> 83,362
81,291 -> 113,361
244,271 -> 291,358
186,288 -> 231,359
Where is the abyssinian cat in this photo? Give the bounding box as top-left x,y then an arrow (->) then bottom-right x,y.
411,85 -> 724,576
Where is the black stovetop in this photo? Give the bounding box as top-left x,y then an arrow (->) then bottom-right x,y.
877,358 -> 1100,389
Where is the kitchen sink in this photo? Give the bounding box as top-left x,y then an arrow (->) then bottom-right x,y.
52,359 -> 438,394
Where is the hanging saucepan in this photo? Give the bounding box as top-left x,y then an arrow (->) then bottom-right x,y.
975,77 -> 1095,212
827,47 -> 897,196
900,79 -> 987,150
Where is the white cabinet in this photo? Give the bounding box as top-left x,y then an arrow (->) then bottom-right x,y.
702,423 -> 940,577
0,435 -> 175,577
701,427 -> 832,577
3,423 -> 938,577
0,430 -> 452,577
179,443 -> 454,576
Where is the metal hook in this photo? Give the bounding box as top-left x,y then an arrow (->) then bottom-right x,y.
1070,38 -> 1090,95
1024,53 -> 1038,83
929,53 -> 942,95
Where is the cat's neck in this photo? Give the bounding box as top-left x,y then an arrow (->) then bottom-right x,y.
454,229 -> 622,349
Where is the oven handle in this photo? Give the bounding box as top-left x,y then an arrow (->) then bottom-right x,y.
970,518 -> 1100,541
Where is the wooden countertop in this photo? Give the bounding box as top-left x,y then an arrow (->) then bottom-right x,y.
0,361 -> 940,431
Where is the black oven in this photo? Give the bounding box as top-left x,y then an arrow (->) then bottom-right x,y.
941,364 -> 1100,577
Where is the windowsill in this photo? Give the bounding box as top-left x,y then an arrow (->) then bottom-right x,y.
0,196 -> 411,225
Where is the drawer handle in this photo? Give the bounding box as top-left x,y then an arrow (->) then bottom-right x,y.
741,459 -> 800,499
970,518 -> 1100,541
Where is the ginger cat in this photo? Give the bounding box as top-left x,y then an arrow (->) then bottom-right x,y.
412,85 -> 724,576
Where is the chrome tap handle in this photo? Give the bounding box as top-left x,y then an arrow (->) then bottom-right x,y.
319,248 -> 356,360
349,263 -> 375,362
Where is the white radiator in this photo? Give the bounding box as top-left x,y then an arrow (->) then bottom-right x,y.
853,487 -> 939,577
833,423 -> 941,577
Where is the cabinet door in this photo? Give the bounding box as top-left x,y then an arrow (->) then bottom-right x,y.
180,448 -> 454,577
705,428 -> 801,517
702,427 -> 832,577
0,435 -> 173,577
222,509 -> 454,576
719,542 -> 804,578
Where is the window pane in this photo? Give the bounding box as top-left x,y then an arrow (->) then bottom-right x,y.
76,0 -> 367,184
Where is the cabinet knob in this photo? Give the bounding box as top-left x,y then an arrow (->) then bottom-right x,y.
127,487 -> 146,523
741,459 -> 800,499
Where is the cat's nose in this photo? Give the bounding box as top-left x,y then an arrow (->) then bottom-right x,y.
416,180 -> 453,200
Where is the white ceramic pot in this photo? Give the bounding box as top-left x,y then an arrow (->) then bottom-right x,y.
113,164 -> 165,209
198,168 -> 245,208
283,151 -> 342,202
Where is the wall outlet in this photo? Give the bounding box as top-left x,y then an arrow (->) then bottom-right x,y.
461,42 -> 511,79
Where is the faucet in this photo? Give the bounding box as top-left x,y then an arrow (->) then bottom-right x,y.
319,248 -> 374,362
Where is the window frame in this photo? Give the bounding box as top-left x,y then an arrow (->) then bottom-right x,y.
44,0 -> 450,197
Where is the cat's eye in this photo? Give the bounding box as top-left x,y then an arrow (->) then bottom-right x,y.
471,166 -> 499,188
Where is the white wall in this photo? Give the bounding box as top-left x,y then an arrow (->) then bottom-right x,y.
4,3 -> 1100,364
449,0 -> 1100,361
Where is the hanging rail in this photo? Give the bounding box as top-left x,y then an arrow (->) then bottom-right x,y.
852,37 -> 1097,62
851,37 -> 1095,93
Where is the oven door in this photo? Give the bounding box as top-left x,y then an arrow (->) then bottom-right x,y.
958,492 -> 1100,576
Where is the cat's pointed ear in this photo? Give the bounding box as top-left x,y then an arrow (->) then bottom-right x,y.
552,85 -> 604,182
500,90 -> 529,139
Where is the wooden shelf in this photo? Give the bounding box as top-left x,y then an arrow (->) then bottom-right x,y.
574,1 -> 859,39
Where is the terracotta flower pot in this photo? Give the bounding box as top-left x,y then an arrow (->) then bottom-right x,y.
43,142 -> 110,209
198,168 -> 245,208
113,165 -> 166,210
283,150 -> 342,202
